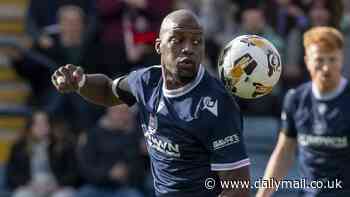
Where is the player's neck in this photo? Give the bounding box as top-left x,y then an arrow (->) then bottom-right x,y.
163,70 -> 194,90
312,76 -> 347,100
165,77 -> 191,90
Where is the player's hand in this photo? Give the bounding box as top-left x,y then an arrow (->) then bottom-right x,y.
51,64 -> 84,93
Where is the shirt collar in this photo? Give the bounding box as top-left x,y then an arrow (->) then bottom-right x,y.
312,77 -> 348,101
163,65 -> 205,98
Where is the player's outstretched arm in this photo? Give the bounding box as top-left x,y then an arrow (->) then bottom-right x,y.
218,166 -> 250,197
51,64 -> 122,107
255,132 -> 297,197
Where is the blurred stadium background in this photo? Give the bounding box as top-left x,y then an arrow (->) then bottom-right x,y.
0,0 -> 348,196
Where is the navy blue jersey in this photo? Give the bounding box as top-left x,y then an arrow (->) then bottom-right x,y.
114,65 -> 250,197
281,79 -> 350,196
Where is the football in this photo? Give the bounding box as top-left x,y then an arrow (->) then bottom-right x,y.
218,35 -> 282,99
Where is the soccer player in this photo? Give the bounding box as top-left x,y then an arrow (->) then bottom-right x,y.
256,26 -> 350,197
51,9 -> 250,197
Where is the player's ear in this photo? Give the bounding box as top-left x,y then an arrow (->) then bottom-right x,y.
155,38 -> 161,54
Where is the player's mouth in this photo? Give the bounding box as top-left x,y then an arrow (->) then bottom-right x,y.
177,58 -> 197,79
178,58 -> 196,68
320,73 -> 331,81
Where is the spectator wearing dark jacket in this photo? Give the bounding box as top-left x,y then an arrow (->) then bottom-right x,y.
95,0 -> 172,77
25,0 -> 97,49
76,104 -> 144,197
5,110 -> 80,197
15,5 -> 103,133
38,5 -> 102,133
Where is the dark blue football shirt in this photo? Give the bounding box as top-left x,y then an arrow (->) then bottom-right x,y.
281,78 -> 350,197
113,65 -> 250,197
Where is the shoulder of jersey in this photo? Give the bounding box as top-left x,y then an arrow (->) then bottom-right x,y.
202,74 -> 238,110
204,74 -> 229,96
344,81 -> 350,94
134,65 -> 162,85
133,65 -> 161,76
284,82 -> 311,104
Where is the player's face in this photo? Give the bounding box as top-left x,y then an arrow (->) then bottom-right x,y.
305,44 -> 343,93
157,27 -> 204,84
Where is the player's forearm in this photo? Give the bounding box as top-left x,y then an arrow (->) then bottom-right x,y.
256,137 -> 296,197
78,74 -> 120,106
218,166 -> 250,197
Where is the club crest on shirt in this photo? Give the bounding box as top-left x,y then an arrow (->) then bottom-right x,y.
317,103 -> 327,115
313,120 -> 327,135
194,97 -> 218,118
203,97 -> 218,116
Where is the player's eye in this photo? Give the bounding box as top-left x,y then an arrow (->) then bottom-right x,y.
170,37 -> 180,44
193,39 -> 201,45
329,57 -> 337,64
314,58 -> 324,65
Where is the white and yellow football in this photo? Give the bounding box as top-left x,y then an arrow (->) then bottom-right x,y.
218,35 -> 282,99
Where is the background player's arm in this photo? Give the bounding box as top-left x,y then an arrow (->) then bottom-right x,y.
256,132 -> 297,197
51,64 -> 131,107
217,166 -> 250,197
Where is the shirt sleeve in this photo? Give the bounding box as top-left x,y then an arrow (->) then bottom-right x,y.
125,69 -> 144,102
111,69 -> 144,106
204,97 -> 250,171
280,89 -> 298,138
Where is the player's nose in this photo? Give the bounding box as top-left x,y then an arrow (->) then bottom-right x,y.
322,64 -> 330,72
181,41 -> 194,55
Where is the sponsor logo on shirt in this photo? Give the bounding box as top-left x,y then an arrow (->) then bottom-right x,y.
298,134 -> 348,149
213,134 -> 240,150
145,134 -> 180,157
142,113 -> 181,157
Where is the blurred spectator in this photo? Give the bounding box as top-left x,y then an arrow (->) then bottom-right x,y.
123,7 -> 159,69
36,5 -> 100,73
95,0 -> 171,77
305,0 -> 344,28
341,0 -> 350,31
308,4 -> 332,26
5,110 -> 80,197
265,0 -> 308,38
25,0 -> 97,49
76,105 -> 145,197
40,5 -> 103,133
341,0 -> 350,79
15,5 -> 103,133
236,7 -> 285,54
198,0 -> 237,76
285,0 -> 344,89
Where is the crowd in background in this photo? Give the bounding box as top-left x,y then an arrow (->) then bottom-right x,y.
2,0 -> 350,197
